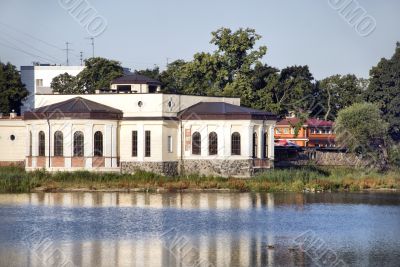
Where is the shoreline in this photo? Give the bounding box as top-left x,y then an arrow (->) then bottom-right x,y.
1,166 -> 399,194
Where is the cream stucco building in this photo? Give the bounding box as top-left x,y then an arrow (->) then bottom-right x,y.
0,73 -> 276,177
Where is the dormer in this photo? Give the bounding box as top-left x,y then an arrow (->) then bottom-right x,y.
110,73 -> 162,94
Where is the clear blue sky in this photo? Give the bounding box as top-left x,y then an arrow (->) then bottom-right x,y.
0,0 -> 399,79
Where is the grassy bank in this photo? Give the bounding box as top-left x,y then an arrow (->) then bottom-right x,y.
0,166 -> 399,193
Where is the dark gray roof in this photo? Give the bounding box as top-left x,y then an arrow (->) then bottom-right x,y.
178,102 -> 276,120
111,73 -> 161,85
24,97 -> 123,120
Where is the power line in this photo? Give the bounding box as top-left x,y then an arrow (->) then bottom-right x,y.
0,41 -> 59,63
0,21 -> 63,51
0,29 -> 62,63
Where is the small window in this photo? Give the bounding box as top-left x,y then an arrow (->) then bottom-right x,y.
167,135 -> 173,153
263,132 -> 268,158
208,132 -> 218,155
94,131 -> 103,157
29,131 -> 32,156
192,132 -> 201,155
10,135 -> 15,141
36,79 -> 43,87
283,128 -> 290,134
132,131 -> 138,157
54,131 -> 63,157
38,131 -> 45,156
275,128 -> 282,134
145,131 -> 151,157
138,101 -> 143,107
231,132 -> 241,156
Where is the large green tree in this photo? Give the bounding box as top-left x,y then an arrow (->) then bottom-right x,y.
364,42 -> 400,141
335,103 -> 389,169
51,73 -> 82,94
51,57 -> 124,94
315,74 -> 366,120
0,62 -> 28,114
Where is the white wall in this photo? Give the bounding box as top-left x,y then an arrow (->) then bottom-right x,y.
34,94 -> 241,118
0,119 -> 26,162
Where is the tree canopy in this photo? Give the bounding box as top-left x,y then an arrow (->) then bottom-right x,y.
0,62 -> 28,114
51,57 -> 124,94
335,103 -> 389,169
364,42 -> 400,141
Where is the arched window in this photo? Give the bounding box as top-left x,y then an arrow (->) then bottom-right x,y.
192,132 -> 201,155
208,132 -> 218,155
94,131 -> 103,156
38,131 -> 45,156
73,131 -> 84,157
54,131 -> 63,156
231,132 -> 241,155
29,131 -> 32,156
252,132 -> 258,158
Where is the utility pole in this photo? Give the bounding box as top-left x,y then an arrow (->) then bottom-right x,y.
80,51 -> 83,66
86,37 -> 95,58
64,42 -> 72,66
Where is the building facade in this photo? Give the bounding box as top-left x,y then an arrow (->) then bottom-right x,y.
274,116 -> 335,148
0,74 -> 277,177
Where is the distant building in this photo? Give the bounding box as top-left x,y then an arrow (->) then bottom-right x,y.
20,64 -> 85,113
274,115 -> 335,148
0,73 -> 277,177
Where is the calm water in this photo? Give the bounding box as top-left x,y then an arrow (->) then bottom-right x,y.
0,192 -> 399,267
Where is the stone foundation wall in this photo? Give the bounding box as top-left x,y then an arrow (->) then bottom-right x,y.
179,159 -> 272,177
121,161 -> 179,177
276,150 -> 371,168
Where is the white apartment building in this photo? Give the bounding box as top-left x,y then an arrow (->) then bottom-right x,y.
20,65 -> 85,113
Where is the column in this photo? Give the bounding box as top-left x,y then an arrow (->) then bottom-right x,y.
31,126 -> 38,168
104,125 -> 112,168
242,124 -> 253,158
200,125 -> 208,157
45,123 -> 51,168
268,125 -> 275,160
217,124 -> 224,158
258,125 -> 264,159
84,123 -> 93,168
111,125 -> 118,167
223,123 -> 232,158
137,124 -> 144,161
64,122 -> 72,168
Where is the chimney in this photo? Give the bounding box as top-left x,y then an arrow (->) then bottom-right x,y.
9,110 -> 17,119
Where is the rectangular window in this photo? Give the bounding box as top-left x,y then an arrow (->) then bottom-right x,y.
167,135 -> 173,153
132,131 -> 138,157
36,79 -> 43,87
145,131 -> 151,157
275,128 -> 282,134
283,128 -> 290,134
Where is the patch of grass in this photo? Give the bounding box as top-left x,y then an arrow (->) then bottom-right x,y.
0,166 -> 399,193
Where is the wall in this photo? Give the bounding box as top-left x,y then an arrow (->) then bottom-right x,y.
34,94 -> 241,118
0,119 -> 26,164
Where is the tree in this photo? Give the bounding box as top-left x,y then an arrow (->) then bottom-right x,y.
77,57 -> 124,93
51,73 -> 82,94
316,74 -> 365,120
335,103 -> 389,169
254,65 -> 315,116
0,62 -> 28,114
364,42 -> 400,141
135,67 -> 160,81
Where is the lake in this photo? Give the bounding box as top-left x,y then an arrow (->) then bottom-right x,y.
0,192 -> 399,267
